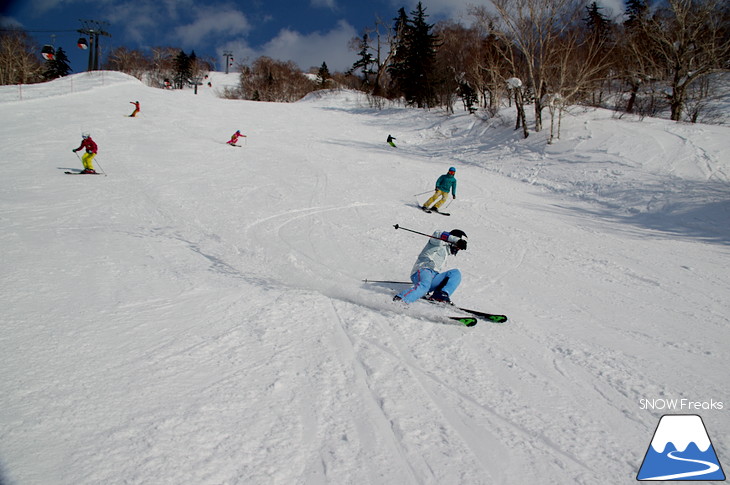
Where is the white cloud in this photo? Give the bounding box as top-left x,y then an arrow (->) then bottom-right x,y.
174,8 -> 252,47
388,0 -> 472,22
223,19 -> 357,72
104,2 -> 159,45
0,16 -> 24,28
596,0 -> 625,20
24,0 -> 70,15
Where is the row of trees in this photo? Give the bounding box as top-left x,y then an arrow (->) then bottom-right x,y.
104,47 -> 213,89
338,0 -> 728,136
227,0 -> 727,138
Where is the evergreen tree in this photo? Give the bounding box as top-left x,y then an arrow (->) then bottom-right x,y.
624,0 -> 649,28
173,50 -> 192,89
43,47 -> 72,80
388,2 -> 439,108
388,8 -> 412,98
350,33 -> 375,85
317,61 -> 331,88
585,2 -> 612,40
408,3 -> 439,107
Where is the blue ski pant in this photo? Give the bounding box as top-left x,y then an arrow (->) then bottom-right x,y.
396,268 -> 461,303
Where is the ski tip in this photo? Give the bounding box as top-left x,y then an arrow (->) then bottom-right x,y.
450,317 -> 478,327
462,318 -> 478,327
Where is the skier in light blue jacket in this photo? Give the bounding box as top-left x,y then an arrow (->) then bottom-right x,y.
393,229 -> 468,304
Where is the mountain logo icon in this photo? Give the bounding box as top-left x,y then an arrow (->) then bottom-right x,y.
637,414 -> 726,481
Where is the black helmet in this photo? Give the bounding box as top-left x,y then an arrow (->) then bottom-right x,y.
449,229 -> 467,254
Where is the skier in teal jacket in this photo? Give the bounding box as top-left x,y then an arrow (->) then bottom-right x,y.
423,167 -> 457,212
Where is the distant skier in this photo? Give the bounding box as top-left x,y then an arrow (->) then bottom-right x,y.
227,130 -> 246,146
72,132 -> 98,174
129,100 -> 140,117
387,134 -> 397,147
422,167 -> 457,213
393,229 -> 468,304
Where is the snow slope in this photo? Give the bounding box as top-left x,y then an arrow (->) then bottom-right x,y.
1,71 -> 728,485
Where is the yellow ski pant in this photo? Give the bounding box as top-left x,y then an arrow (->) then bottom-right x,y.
81,152 -> 96,170
424,190 -> 450,209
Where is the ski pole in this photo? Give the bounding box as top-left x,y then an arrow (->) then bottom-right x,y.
93,156 -> 106,175
75,151 -> 106,175
393,224 -> 440,240
413,190 -> 432,197
363,279 -> 411,285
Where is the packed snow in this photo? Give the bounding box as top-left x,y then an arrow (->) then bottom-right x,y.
1,71 -> 728,485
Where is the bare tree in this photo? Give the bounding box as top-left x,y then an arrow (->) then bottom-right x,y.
628,0 -> 730,121
483,0 -> 591,132
468,8 -> 516,112
434,21 -> 495,113
105,47 -> 151,80
147,47 -> 179,88
239,57 -> 316,102
0,29 -> 43,85
507,77 -> 530,138
370,15 -> 397,97
543,23 -> 617,142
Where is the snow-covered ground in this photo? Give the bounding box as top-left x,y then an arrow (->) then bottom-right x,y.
1,71 -> 728,484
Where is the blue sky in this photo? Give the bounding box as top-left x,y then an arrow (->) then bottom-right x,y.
0,0 -> 477,74
2,0 -> 626,75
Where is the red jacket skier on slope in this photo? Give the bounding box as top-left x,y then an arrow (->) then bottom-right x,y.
227,130 -> 246,146
72,132 -> 98,174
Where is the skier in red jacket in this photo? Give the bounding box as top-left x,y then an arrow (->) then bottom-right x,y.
226,130 -> 246,146
72,132 -> 98,174
129,100 -> 140,117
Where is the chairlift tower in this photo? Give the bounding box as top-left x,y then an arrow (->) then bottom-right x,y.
77,20 -> 111,71
223,51 -> 234,74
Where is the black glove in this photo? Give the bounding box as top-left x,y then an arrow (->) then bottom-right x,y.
72,149 -> 77,152
456,239 -> 467,250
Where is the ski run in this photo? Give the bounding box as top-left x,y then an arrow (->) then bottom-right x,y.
1,71 -> 729,485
